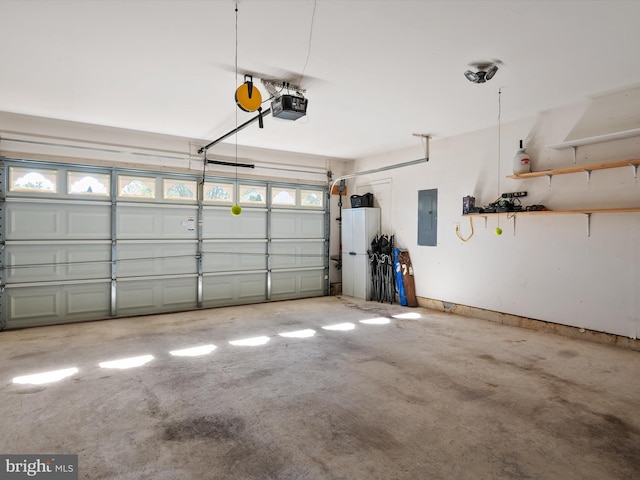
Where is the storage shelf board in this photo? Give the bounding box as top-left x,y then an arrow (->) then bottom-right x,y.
507,158 -> 640,179
547,128 -> 640,150
464,207 -> 640,216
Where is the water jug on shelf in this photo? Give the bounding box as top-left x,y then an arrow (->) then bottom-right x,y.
512,139 -> 531,174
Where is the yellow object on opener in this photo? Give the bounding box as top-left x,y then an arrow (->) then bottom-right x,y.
235,75 -> 262,112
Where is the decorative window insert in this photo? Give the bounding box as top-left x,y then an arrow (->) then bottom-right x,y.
163,179 -> 197,201
300,189 -> 324,208
239,185 -> 267,205
118,175 -> 156,198
271,187 -> 297,206
9,167 -> 57,193
204,182 -> 234,204
68,171 -> 110,196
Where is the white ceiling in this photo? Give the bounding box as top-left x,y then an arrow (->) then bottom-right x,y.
1,0 -> 640,160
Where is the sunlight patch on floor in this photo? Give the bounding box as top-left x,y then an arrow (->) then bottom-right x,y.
229,336 -> 270,346
322,322 -> 356,331
169,345 -> 217,357
392,312 -> 422,320
278,329 -> 316,338
99,355 -> 154,369
360,317 -> 391,325
13,367 -> 79,385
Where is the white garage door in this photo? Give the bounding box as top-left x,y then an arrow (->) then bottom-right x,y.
0,160 -> 328,329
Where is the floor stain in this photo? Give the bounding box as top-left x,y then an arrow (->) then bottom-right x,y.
478,354 -> 496,361
479,354 -> 585,389
453,383 -> 496,402
595,412 -> 640,437
557,349 -> 579,359
143,385 -> 164,419
312,408 -> 403,456
9,352 -> 47,361
163,415 -> 246,442
538,396 -> 640,474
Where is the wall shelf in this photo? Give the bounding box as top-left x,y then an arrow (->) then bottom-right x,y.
546,128 -> 640,150
546,128 -> 640,164
507,158 -> 640,184
464,207 -> 640,216
464,208 -> 640,237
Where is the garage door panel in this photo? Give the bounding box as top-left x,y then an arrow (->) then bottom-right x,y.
271,211 -> 324,239
6,243 -> 111,283
118,242 -> 197,277
202,208 -> 266,238
161,279 -> 198,307
117,205 -> 197,239
8,207 -> 59,239
119,211 -> 155,236
299,271 -> 325,294
10,289 -> 57,320
68,210 -> 112,237
271,241 -> 324,269
271,269 -> 325,300
7,202 -> 110,240
202,241 -> 267,272
68,246 -> 111,279
116,277 -> 198,316
202,273 -> 267,307
117,283 -> 155,311
67,287 -> 111,315
5,283 -> 110,329
271,275 -> 295,296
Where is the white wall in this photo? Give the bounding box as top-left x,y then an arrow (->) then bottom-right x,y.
350,86 -> 640,339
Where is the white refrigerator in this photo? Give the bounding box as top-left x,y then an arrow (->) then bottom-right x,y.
341,207 -> 380,299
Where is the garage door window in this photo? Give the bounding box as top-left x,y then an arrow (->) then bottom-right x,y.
272,187 -> 296,206
301,189 -> 324,208
68,171 -> 110,196
9,167 -> 57,193
239,185 -> 266,205
163,179 -> 197,201
204,181 -> 234,203
118,175 -> 156,198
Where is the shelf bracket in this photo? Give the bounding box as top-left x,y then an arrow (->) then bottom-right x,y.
584,213 -> 592,237
572,146 -> 578,164
545,174 -> 553,187
583,169 -> 592,183
630,163 -> 639,179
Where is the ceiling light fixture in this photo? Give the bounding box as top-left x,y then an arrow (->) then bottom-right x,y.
464,63 -> 499,84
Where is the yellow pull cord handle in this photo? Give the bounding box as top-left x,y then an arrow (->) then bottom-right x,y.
455,216 -> 474,242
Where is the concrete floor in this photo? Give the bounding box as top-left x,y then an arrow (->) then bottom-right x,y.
1,296 -> 639,480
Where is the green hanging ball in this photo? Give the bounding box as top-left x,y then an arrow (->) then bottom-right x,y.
231,204 -> 242,216
495,227 -> 503,235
